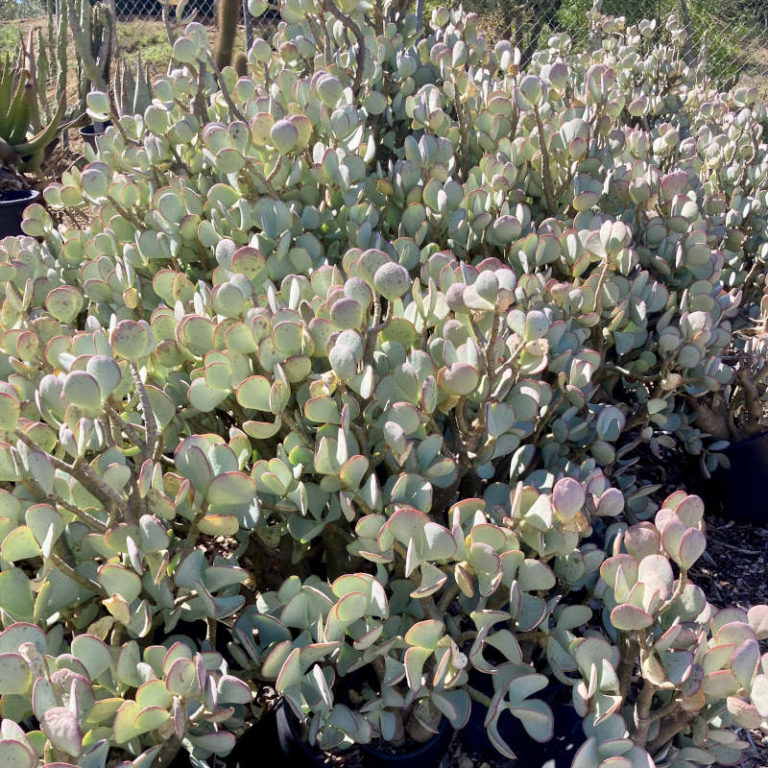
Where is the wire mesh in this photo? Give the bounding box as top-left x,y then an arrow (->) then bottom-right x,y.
454,0 -> 768,89
0,0 -> 766,92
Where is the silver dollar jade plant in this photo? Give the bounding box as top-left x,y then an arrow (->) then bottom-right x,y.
0,0 -> 765,766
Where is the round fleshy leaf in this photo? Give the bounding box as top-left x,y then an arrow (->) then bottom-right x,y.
373,262 -> 410,301
133,705 -> 170,734
71,635 -> 112,679
0,388 -> 20,432
0,653 -> 31,694
207,471 -> 257,506
165,657 -> 197,696
316,73 -> 343,108
552,478 -> 585,521
98,564 -> 142,604
236,376 -> 271,411
41,706 -> 82,756
63,371 -> 102,409
188,378 -> 228,412
270,119 -> 298,154
46,286 -> 84,324
330,298 -> 363,330
198,514 -> 239,536
610,604 -> 654,631
677,528 -> 706,570
329,344 -> 358,380
110,320 -> 153,361
0,740 -> 36,768
438,363 -> 479,396
113,700 -> 142,744
86,356 -> 122,399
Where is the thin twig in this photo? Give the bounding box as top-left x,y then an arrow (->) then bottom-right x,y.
207,55 -> 248,122
323,0 -> 366,95
131,363 -> 158,465
49,551 -> 105,595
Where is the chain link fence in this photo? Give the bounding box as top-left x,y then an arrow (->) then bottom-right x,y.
453,0 -> 768,89
0,0 -> 766,90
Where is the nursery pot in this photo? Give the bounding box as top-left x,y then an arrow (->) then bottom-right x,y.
0,189 -> 40,238
272,699 -> 451,768
79,121 -> 112,150
459,676 -> 583,767
704,431 -> 768,523
226,707 -> 284,767
274,699 -> 334,767
360,717 -> 452,768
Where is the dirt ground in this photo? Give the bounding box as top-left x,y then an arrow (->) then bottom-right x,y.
688,517 -> 768,767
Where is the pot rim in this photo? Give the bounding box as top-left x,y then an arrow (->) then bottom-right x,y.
720,429 -> 768,454
79,121 -> 112,135
361,715 -> 452,760
0,188 -> 40,204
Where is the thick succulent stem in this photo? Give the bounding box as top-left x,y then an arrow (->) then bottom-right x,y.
162,1 -> 179,46
631,678 -> 657,746
130,363 -> 158,465
617,632 -> 638,700
207,55 -> 248,122
453,82 -> 471,180
214,0 -> 240,70
646,711 -> 696,755
533,104 -> 557,215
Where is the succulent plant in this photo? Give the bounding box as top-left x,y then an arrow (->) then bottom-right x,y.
112,56 -> 152,122
0,0 -> 765,766
0,623 -> 251,766
0,54 -> 64,177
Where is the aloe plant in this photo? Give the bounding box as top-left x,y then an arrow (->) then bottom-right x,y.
0,55 -> 64,176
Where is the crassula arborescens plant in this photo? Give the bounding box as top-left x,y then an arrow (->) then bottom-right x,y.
0,0 -> 765,766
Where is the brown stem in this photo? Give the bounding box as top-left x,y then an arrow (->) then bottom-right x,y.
105,404 -> 147,449
453,82 -> 471,180
207,55 -> 248,122
617,632 -> 638,701
323,0 -> 366,95
646,711 -> 696,754
632,679 -> 657,746
281,411 -> 314,450
49,551 -> 105,594
15,429 -> 129,520
50,493 -> 108,532
533,104 -> 557,215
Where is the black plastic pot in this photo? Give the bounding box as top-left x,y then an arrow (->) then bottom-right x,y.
274,700 -> 333,767
269,699 -> 452,768
0,189 -> 40,237
79,121 -> 112,150
166,748 -> 194,768
459,676 -> 583,767
702,431 -> 768,523
361,717 -> 452,768
226,706 -> 283,767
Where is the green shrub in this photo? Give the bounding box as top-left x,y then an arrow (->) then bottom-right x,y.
0,2 -> 765,766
